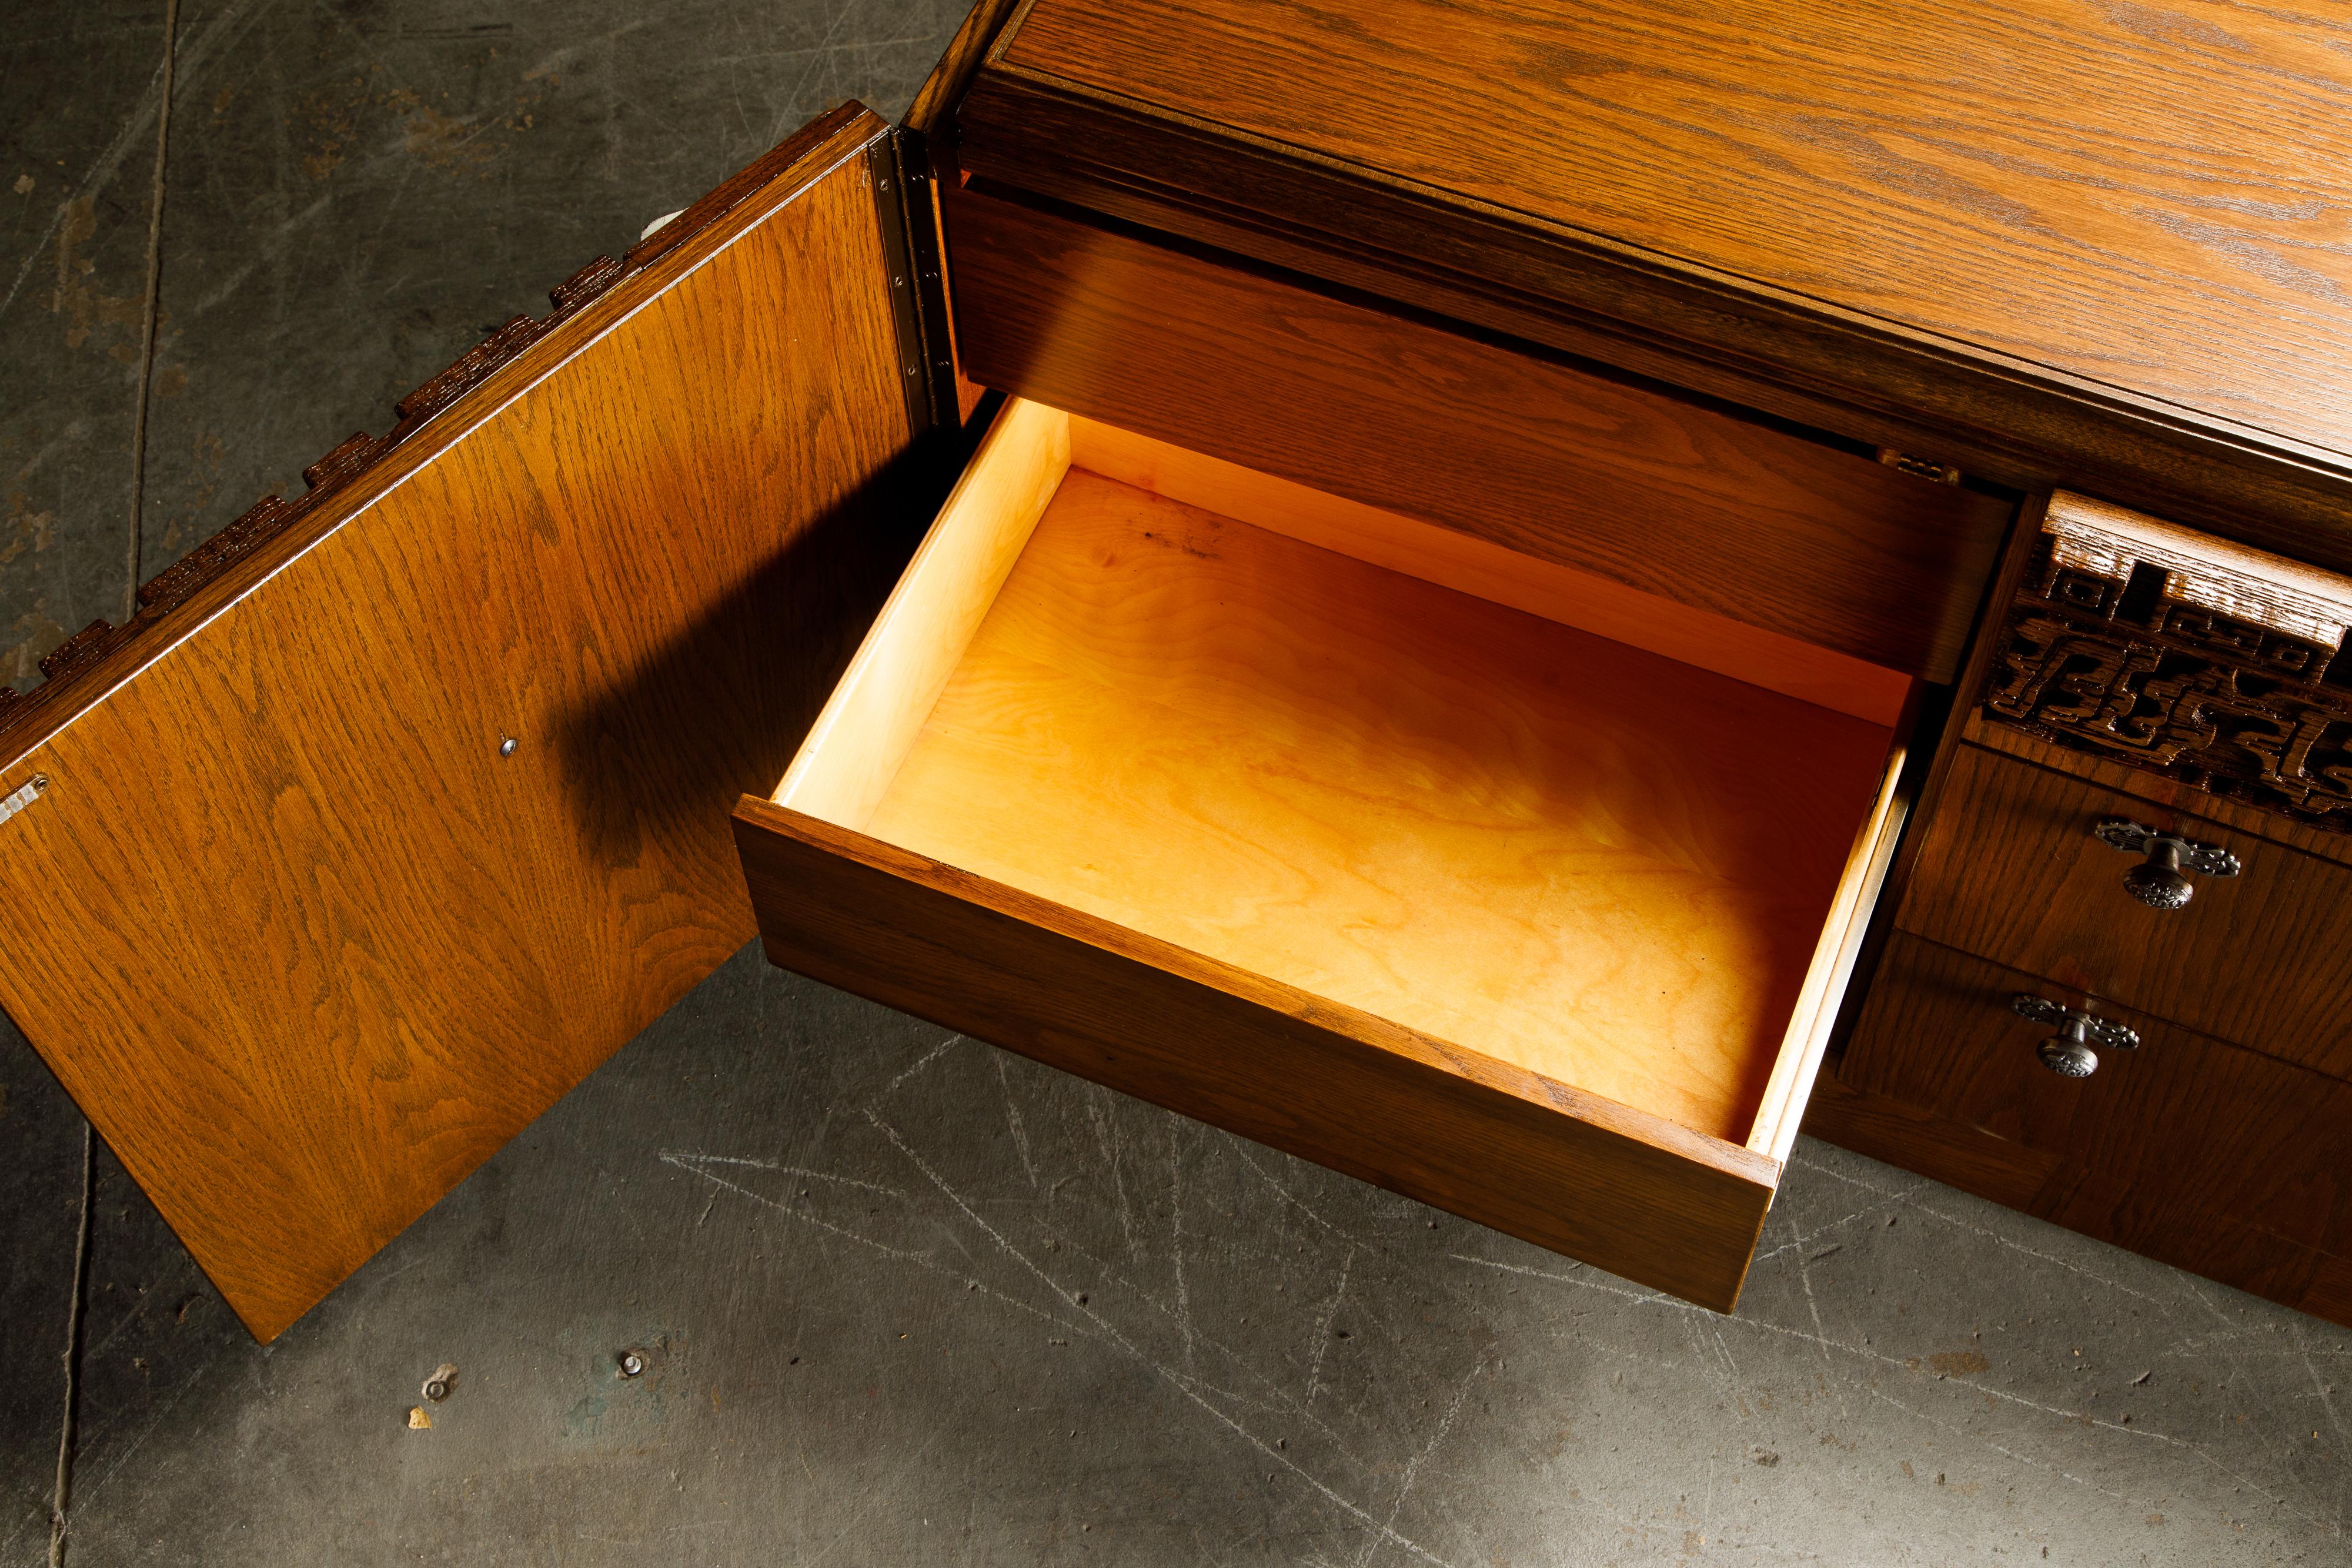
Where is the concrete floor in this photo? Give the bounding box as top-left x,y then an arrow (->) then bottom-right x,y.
2,3 -> 2347,1563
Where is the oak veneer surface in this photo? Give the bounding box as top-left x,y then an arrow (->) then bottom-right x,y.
859,467 -> 1895,1142
1969,713 -> 2352,872
944,184 -> 2012,681
973,0 -> 2352,539
1803,1071 -> 2352,1329
1900,744 -> 2352,1079
733,798 -> 1780,1311
1831,936 -> 2352,1326
0,116 -> 917,1340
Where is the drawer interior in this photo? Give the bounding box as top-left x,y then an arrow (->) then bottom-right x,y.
774,399 -> 1913,1153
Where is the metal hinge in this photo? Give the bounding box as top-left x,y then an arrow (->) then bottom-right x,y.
0,773 -> 48,828
1876,447 -> 1963,486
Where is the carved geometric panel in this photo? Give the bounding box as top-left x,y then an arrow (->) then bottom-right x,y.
1982,493 -> 2352,834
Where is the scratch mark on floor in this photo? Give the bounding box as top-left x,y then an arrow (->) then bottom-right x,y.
1,3 -> 252,319
1232,1148 -> 1355,1241
1084,1095 -> 1142,1265
1351,1356 -> 1482,1568
1746,1181 -> 1932,1266
877,1034 -> 964,1101
660,1152 -> 906,1200
1858,1380 -> 2145,1508
994,1054 -> 1038,1189
858,1113 -> 1456,1566
1464,1234 -> 2330,1529
1168,1122 -> 1195,1372
660,1154 -> 1104,1348
1306,1246 -> 1356,1407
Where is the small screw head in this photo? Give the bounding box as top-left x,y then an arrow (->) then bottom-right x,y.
30,773 -> 47,791
423,1378 -> 450,1401
498,735 -> 518,758
618,1350 -> 646,1378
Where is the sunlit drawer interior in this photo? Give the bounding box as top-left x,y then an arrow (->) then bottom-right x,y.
733,397 -> 1914,1309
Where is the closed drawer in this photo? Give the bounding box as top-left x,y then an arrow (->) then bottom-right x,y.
1836,934 -> 2352,1320
1900,743 -> 2352,1078
734,397 -> 1916,1310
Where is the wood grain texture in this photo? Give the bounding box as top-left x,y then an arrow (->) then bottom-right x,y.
943,182 -> 2012,680
0,102 -> 881,750
1828,935 -> 2352,1328
1898,743 -> 2352,1080
0,111 -> 922,1341
1968,714 -> 2352,872
1068,416 -> 1915,726
961,0 -> 2352,552
779,397 -> 1070,832
848,469 -> 1896,1141
905,0 -> 1027,143
733,797 -> 1780,1312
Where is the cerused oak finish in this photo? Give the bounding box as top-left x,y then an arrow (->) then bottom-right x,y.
1822,935 -> 2352,1328
958,0 -> 2352,554
0,108 -> 928,1340
942,182 -> 2012,682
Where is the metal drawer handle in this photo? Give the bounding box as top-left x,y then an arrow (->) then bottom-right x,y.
2012,995 -> 2139,1078
2093,817 -> 2240,910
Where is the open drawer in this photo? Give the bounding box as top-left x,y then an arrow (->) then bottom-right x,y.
734,399 -> 1915,1310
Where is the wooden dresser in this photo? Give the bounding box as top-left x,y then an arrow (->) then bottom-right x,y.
3,0 -> 2348,1340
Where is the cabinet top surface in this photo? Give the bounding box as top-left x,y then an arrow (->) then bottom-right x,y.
997,0 -> 2352,464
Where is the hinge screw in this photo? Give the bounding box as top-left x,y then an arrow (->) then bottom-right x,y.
618,1350 -> 646,1378
498,735 -> 517,758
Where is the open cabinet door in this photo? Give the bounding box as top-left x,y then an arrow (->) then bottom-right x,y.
0,105 -> 940,1342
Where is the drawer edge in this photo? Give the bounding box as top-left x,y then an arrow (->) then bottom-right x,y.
733,795 -> 1780,1312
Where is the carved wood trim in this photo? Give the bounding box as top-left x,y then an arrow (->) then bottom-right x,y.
0,102 -> 880,755
1980,492 -> 2352,834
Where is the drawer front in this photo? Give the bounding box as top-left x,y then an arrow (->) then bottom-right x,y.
1832,935 -> 2352,1322
1901,743 -> 2352,1078
736,800 -> 1779,1310
941,182 -> 2012,681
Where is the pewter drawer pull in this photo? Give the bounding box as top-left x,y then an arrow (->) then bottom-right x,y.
2012,995 -> 2139,1077
2093,817 -> 2240,910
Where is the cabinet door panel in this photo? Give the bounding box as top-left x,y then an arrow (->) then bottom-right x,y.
0,106 -> 925,1341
